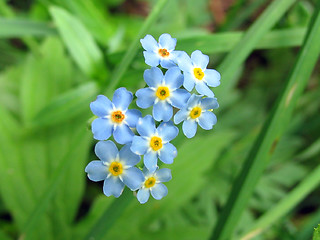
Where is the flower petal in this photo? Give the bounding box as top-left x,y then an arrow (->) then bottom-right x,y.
85,160 -> 108,182
113,124 -> 134,144
182,119 -> 197,138
200,97 -> 219,110
198,111 -> 217,130
187,94 -> 202,107
136,88 -> 155,109
136,115 -> 156,137
143,51 -> 160,67
150,183 -> 168,200
204,69 -> 221,87
137,188 -> 150,204
170,89 -> 190,109
121,167 -> 144,190
140,34 -> 158,51
159,143 -> 177,164
174,109 -> 189,124
112,87 -> 133,110
195,81 -> 214,97
144,151 -> 158,173
125,109 -> 142,128
130,136 -> 149,155
103,177 -> 124,198
155,168 -> 172,182
191,50 -> 209,69
157,121 -> 179,142
158,33 -> 176,51
153,101 -> 173,122
90,95 -> 113,117
119,144 -> 140,167
143,67 -> 163,88
176,51 -> 193,72
164,67 -> 183,90
183,73 -> 195,91
95,140 -> 118,164
91,118 -> 113,141
160,59 -> 176,69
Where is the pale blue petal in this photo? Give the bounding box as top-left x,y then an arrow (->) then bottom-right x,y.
85,160 -> 108,182
176,51 -> 193,72
159,143 -> 177,164
182,119 -> 197,138
173,109 -> 188,124
158,33 -> 176,51
136,115 -> 156,137
136,88 -> 155,109
153,101 -> 173,122
130,136 -> 149,155
140,34 -> 158,51
155,168 -> 172,182
200,97 -> 219,110
112,87 -> 133,110
113,124 -> 134,144
187,94 -> 202,107
191,50 -> 209,69
122,167 -> 144,190
157,121 -> 178,142
90,95 -> 113,117
170,89 -> 190,109
160,58 -> 176,69
143,67 -> 163,88
171,50 -> 184,64
92,118 -> 113,141
144,151 -> 158,173
125,109 -> 142,128
143,51 -> 160,67
103,177 -> 124,198
198,111 -> 217,130
95,140 -> 118,164
137,188 -> 150,204
204,69 -> 221,87
195,81 -> 214,97
150,183 -> 168,200
164,67 -> 183,90
183,73 -> 195,91
119,144 -> 140,166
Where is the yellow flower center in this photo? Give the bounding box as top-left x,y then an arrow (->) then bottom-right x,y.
193,68 -> 204,80
111,110 -> 125,123
144,177 -> 156,188
150,136 -> 163,151
156,86 -> 170,100
109,162 -> 123,176
158,48 -> 170,58
190,106 -> 202,119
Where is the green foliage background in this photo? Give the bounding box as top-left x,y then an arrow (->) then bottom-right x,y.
0,0 -> 319,239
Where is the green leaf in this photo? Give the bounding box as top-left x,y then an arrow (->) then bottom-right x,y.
210,3 -> 320,240
50,6 -> 107,80
313,224 -> 320,240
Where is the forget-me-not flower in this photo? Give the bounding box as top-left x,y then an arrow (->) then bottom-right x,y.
90,87 -> 141,144
130,115 -> 178,172
85,140 -> 144,198
177,50 -> 221,97
137,168 -> 172,204
140,33 -> 179,69
174,94 -> 219,138
136,67 -> 190,122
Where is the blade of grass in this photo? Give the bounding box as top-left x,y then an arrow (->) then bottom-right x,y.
240,164 -> 320,240
210,4 -> 320,240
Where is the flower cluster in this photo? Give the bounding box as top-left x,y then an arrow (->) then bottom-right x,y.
85,33 -> 220,204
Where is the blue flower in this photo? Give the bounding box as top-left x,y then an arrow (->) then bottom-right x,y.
130,115 -> 178,172
174,94 -> 219,138
140,33 -> 179,69
136,67 -> 190,122
85,140 -> 144,198
176,50 -> 221,97
90,87 -> 141,144
137,168 -> 172,204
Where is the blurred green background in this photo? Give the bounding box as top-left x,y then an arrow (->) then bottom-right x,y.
0,0 -> 320,239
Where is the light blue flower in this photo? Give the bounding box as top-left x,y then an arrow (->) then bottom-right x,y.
130,115 -> 178,172
90,87 -> 141,144
137,168 -> 172,204
174,94 -> 219,138
136,67 -> 190,122
176,50 -> 221,97
85,140 -> 144,198
140,33 -> 179,69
